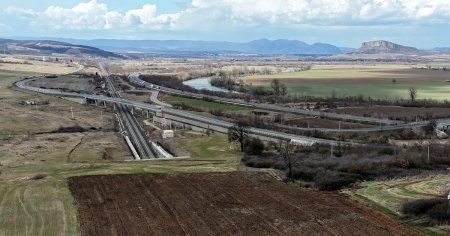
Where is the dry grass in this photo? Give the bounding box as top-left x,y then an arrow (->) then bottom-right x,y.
29,75 -> 96,92
0,68 -> 130,235
0,67 -> 245,236
0,56 -> 79,75
345,175 -> 450,235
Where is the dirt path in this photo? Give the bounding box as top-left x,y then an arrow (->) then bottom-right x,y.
67,133 -> 87,162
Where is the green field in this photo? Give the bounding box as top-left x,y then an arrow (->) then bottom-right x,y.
243,69 -> 450,100
283,82 -> 450,100
245,69 -> 382,79
345,176 -> 450,235
166,95 -> 252,112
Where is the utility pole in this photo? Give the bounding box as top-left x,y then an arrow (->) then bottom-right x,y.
101,111 -> 103,125
71,106 -> 74,119
330,144 -> 334,158
427,144 -> 430,165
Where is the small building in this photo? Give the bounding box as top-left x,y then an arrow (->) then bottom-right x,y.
161,130 -> 175,139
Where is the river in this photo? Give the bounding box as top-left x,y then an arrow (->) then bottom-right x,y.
182,77 -> 230,93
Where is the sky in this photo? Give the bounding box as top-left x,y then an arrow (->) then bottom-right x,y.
1,0 -> 449,48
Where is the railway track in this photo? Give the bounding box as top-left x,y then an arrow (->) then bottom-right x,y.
104,70 -> 157,159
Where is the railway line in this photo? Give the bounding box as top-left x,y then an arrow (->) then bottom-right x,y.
16,77 -> 352,146
103,67 -> 157,159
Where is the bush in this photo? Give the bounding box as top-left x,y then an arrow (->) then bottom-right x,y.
291,167 -> 317,181
54,125 -> 87,133
314,172 -> 361,191
30,174 -> 47,180
245,137 -> 265,155
242,155 -> 268,168
378,147 -> 395,155
401,198 -> 450,224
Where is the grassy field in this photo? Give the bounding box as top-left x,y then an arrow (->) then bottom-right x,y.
245,69 -> 385,79
166,95 -> 252,112
0,65 -> 244,235
0,57 -> 78,75
0,132 -> 241,235
283,82 -> 450,100
29,75 -> 96,92
345,175 -> 450,235
243,68 -> 450,100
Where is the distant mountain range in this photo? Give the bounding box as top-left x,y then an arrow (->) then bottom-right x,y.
434,47 -> 450,53
43,38 -> 346,55
2,37 -> 449,58
0,38 -> 123,58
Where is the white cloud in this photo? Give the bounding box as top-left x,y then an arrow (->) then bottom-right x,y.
4,0 -> 450,32
4,6 -> 36,18
4,0 -> 180,31
187,0 -> 450,26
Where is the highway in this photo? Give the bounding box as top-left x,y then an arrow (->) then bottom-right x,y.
16,77 -> 355,146
128,73 -> 399,125
128,73 -> 450,132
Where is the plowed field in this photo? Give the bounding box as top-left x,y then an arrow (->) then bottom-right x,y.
68,172 -> 418,236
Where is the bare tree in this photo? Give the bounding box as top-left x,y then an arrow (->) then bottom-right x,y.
228,120 -> 249,152
271,79 -> 281,96
409,87 -> 417,102
280,141 -> 297,182
280,84 -> 287,97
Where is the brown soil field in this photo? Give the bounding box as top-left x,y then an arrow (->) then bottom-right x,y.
332,106 -> 450,121
68,172 -> 418,236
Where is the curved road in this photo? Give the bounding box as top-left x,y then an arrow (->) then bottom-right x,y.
16,77 -> 355,146
128,74 -> 450,132
128,73 -> 399,125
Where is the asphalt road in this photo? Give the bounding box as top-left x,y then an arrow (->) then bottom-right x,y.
128,74 -> 450,132
128,73 -> 399,125
17,77 -> 353,146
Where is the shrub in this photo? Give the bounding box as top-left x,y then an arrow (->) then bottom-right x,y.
401,198 -> 443,216
315,172 -> 361,191
30,174 -> 47,180
241,155 -> 273,168
401,198 -> 450,224
245,137 -> 265,155
378,147 -> 395,155
291,167 -> 317,181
